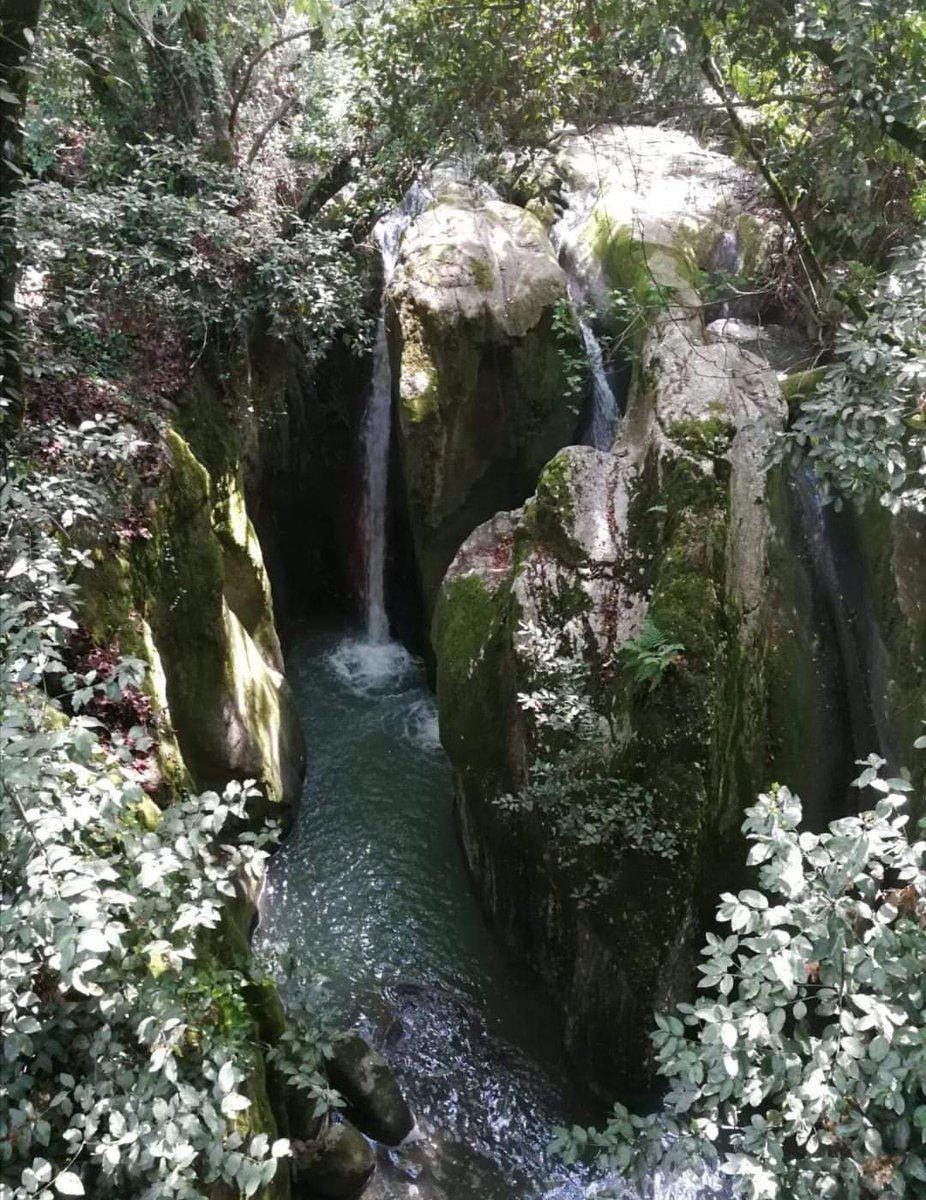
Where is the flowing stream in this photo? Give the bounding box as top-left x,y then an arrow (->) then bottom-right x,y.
255,627 -> 594,1199
256,628 -> 716,1200
260,197 -> 599,1198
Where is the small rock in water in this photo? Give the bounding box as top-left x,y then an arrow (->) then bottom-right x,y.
328,1032 -> 416,1146
292,1121 -> 375,1199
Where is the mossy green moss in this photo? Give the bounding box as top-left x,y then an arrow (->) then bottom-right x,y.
212,470 -> 283,669
468,254 -> 495,292
533,450 -> 576,539
433,574 -> 500,687
434,570 -> 516,801
780,365 -> 827,407
588,214 -> 648,294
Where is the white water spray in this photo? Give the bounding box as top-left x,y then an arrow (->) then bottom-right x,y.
576,313 -> 620,451
550,202 -> 622,452
360,186 -> 431,644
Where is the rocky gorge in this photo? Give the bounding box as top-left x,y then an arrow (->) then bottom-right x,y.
31,123 -> 926,1200
9,100 -> 926,1200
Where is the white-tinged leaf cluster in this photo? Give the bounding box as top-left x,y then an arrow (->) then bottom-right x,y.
556,756 -> 926,1198
783,239 -> 926,514
0,422 -> 301,1198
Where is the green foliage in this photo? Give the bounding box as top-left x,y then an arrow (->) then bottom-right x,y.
0,416 -> 335,1197
551,297 -> 587,410
497,620 -> 680,895
350,0 -> 634,180
498,762 -> 680,880
779,240 -> 926,513
606,280 -> 677,349
617,618 -> 685,687
14,140 -> 367,362
554,755 -> 926,1199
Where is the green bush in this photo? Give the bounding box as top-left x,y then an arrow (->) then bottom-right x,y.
553,754 -> 926,1199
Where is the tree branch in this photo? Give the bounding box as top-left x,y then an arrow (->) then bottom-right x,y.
294,152 -> 355,223
699,43 -> 828,306
246,93 -> 298,166
228,25 -> 323,136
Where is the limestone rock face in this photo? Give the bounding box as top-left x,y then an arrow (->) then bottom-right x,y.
146,431 -> 303,814
388,182 -> 577,613
78,428 -> 304,819
431,131 -> 788,1094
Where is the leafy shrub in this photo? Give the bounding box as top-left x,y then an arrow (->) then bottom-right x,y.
780,240 -> 926,514
617,618 -> 685,687
551,297 -> 589,411
0,417 -> 334,1197
13,140 -> 368,372
553,754 -> 926,1199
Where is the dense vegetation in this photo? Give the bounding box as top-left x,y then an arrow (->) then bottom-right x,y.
1,1 -> 923,1198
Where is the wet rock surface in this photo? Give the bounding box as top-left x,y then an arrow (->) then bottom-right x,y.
328,1033 -> 415,1147
292,1122 -> 376,1200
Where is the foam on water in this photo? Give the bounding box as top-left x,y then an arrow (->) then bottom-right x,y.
401,697 -> 442,751
327,636 -> 419,696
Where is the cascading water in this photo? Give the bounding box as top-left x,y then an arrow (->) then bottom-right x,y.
550,202 -> 623,453
361,208 -> 413,643
576,315 -> 621,451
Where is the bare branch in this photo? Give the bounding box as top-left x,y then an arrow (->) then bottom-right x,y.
228,25 -> 323,135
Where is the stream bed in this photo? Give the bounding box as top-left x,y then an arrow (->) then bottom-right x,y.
256,625 -> 712,1200
256,625 -> 594,1199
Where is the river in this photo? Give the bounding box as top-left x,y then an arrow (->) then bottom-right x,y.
256,626 -> 598,1199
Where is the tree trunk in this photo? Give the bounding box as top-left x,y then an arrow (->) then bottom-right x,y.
1,0 -> 43,436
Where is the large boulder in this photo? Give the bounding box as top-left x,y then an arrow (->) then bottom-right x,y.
388,181 -> 578,614
292,1122 -> 375,1200
434,317 -> 786,1095
551,124 -> 780,322
431,131 -> 789,1093
326,1034 -> 414,1147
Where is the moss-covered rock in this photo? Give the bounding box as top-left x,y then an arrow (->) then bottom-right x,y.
855,505 -> 926,805
551,125 -> 770,317
432,158 -> 788,1094
77,424 -> 303,823
389,182 -> 578,614
73,354 -> 306,1199
326,1033 -> 414,1146
292,1123 -> 375,1200
134,430 -> 303,816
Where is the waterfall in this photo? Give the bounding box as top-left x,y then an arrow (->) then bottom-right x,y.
360,310 -> 393,643
550,207 -> 622,452
360,186 -> 431,644
576,314 -> 620,451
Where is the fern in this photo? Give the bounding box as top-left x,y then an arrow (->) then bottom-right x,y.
617,618 -> 685,687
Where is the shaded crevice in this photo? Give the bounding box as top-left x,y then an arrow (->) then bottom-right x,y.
784,469 -> 893,827
246,331 -> 373,632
